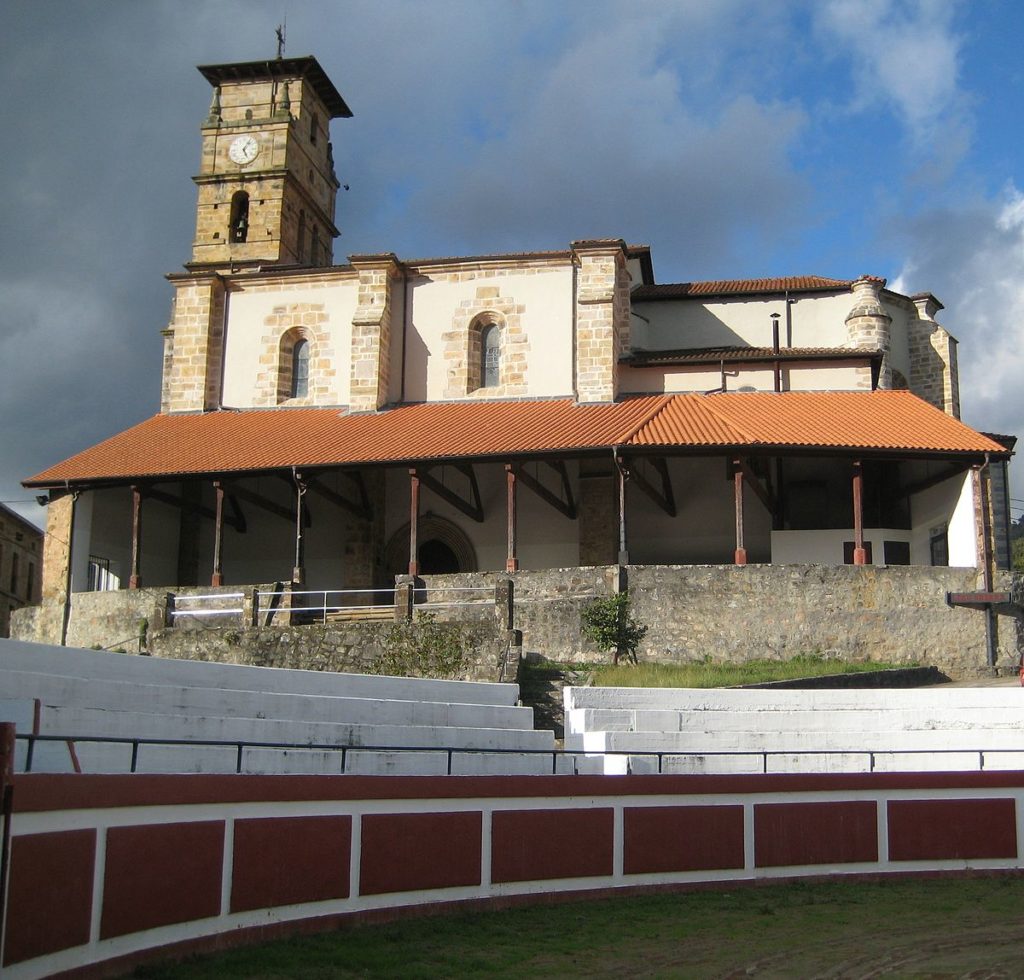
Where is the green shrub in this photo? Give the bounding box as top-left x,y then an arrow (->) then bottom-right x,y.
580,593 -> 647,665
371,614 -> 472,679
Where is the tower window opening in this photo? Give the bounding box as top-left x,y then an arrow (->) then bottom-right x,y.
482,324 -> 501,387
297,210 -> 306,262
311,226 -> 320,266
291,339 -> 310,398
310,112 -> 320,145
229,191 -> 250,243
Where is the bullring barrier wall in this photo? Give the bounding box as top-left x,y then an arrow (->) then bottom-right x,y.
5,764 -> 1024,978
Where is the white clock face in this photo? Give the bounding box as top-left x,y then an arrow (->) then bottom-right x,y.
228,135 -> 260,165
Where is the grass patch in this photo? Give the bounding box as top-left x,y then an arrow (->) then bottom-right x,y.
133,875 -> 1024,979
587,654 -> 909,688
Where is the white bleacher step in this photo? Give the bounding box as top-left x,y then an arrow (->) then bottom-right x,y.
1,669 -> 535,732
565,706 -> 1024,736
563,727 -> 1024,753
30,702 -> 555,750
0,639 -> 518,706
564,685 -> 1024,712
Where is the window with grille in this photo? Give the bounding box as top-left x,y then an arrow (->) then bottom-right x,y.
481,325 -> 500,387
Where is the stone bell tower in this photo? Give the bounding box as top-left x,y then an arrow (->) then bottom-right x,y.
188,55 -> 352,270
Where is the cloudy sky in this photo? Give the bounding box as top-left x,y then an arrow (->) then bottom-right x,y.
3,0 -> 1024,529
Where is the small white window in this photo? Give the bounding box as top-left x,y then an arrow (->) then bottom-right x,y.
482,325 -> 500,387
291,339 -> 310,398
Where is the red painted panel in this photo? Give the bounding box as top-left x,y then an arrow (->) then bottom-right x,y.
359,811 -> 482,896
624,805 -> 745,874
3,829 -> 95,966
231,815 -> 351,912
888,798 -> 1017,861
101,821 -> 224,939
755,801 -> 877,867
15,771 -> 1024,813
491,808 -> 614,883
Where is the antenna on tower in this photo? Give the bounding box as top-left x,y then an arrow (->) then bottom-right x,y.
275,19 -> 286,59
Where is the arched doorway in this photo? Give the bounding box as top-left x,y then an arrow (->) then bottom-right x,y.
384,515 -> 478,579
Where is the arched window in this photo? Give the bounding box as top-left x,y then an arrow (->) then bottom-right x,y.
291,339 -> 310,398
481,324 -> 501,387
297,210 -> 306,262
310,226 -> 320,266
310,112 -> 320,146
229,191 -> 249,243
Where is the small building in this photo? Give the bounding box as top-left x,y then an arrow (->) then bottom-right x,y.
0,503 -> 43,637
15,53 -> 1016,668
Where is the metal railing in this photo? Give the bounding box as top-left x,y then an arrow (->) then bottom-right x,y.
13,732 -> 1019,777
168,584 -> 500,625
170,593 -> 246,618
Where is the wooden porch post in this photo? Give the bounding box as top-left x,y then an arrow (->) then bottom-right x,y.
129,485 -> 143,589
408,468 -> 420,577
851,460 -> 867,565
505,464 -> 519,572
211,480 -> 225,587
292,472 -> 306,585
615,452 -> 629,565
733,460 -> 747,565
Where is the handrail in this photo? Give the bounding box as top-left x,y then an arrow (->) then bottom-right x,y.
12,732 -> 1017,777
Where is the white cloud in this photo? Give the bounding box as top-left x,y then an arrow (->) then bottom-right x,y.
891,184 -> 1024,493
815,0 -> 967,153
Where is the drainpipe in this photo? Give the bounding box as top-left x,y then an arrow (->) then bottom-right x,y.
771,312 -> 781,393
613,447 -> 629,566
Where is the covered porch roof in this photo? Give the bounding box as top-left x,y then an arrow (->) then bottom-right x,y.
24,391 -> 1009,489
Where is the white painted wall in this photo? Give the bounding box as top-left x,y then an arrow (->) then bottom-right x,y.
619,362 -> 867,394
770,528 -> 911,565
908,470 -> 975,566
222,278 -> 358,407
947,470 -> 979,567
631,292 -> 854,352
383,462 -> 581,574
404,266 -> 574,402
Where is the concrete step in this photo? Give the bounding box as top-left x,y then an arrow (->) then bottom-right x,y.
0,639 -> 519,706
1,668 -> 536,732
565,705 -> 1024,735
564,685 -> 1024,712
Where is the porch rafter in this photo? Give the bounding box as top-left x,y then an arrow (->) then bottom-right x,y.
629,456 -> 676,517
143,484 -> 246,532
305,471 -> 373,521
418,464 -> 484,523
515,460 -> 577,520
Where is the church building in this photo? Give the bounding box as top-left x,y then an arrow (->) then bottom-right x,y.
22,54 -> 1013,634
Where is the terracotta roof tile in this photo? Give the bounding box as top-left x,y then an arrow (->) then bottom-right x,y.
622,346 -> 879,366
633,391 -> 1006,454
632,276 -> 853,300
24,392 -> 1006,487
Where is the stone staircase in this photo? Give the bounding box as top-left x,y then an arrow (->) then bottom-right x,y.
517,660 -> 589,740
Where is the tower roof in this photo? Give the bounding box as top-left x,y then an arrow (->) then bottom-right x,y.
197,56 -> 353,118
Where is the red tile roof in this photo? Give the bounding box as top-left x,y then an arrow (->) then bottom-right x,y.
621,346 -> 879,366
24,392 -> 1007,488
633,392 -> 1005,454
632,276 -> 853,300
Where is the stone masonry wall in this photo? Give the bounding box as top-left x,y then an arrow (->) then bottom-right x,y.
14,565 -> 1020,682
845,276 -> 892,390
908,294 -> 960,417
162,276 -> 226,412
574,240 -> 629,403
349,255 -> 399,412
420,565 -> 1021,678
147,619 -> 514,684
